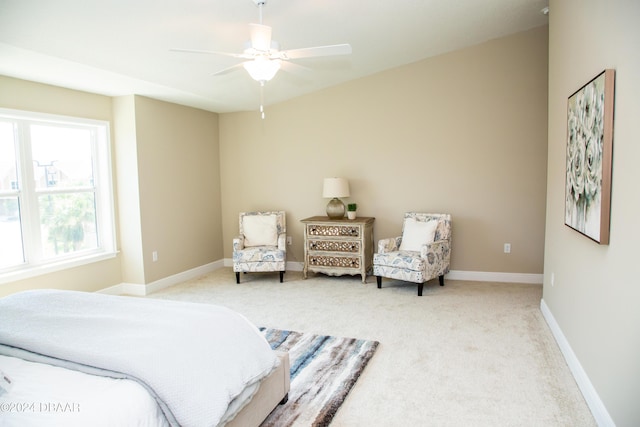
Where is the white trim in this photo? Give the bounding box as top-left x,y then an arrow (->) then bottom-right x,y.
98,260 -> 224,296
286,260 -> 304,272
540,299 -> 615,427
446,270 -> 543,284
145,260 -> 224,294
98,282 -> 147,297
103,260 -> 542,295
223,259 -> 542,283
1,251 -> 118,285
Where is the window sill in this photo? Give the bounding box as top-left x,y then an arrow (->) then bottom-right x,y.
0,251 -> 118,286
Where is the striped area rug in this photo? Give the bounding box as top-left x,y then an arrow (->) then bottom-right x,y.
259,328 -> 379,427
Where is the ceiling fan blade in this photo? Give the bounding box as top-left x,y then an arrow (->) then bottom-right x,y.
170,48 -> 251,59
249,23 -> 272,52
279,43 -> 352,60
211,62 -> 246,76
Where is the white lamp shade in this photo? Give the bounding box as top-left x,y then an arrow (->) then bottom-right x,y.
323,178 -> 350,198
243,57 -> 281,82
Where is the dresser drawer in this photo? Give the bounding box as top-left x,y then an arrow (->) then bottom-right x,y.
308,239 -> 360,253
307,254 -> 361,269
306,224 -> 361,238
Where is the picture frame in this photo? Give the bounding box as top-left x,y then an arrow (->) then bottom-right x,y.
564,69 -> 615,244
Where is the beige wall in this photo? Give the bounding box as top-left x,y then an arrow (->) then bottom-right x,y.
132,96 -> 222,283
113,95 -> 222,285
0,76 -> 123,295
0,75 -> 112,121
220,26 -> 549,274
543,0 -> 640,425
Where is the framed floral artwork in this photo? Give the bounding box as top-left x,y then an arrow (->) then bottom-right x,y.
565,69 -> 615,244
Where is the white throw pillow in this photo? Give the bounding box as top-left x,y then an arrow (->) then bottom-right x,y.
243,215 -> 278,247
399,218 -> 438,252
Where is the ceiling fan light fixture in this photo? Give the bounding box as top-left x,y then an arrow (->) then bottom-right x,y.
243,57 -> 281,82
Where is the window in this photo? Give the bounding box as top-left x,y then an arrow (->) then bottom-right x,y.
0,109 -> 116,283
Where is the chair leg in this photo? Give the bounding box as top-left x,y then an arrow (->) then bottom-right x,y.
279,393 -> 289,405
418,283 -> 424,296
376,276 -> 382,289
279,271 -> 284,283
439,275 -> 445,286
235,272 -> 240,284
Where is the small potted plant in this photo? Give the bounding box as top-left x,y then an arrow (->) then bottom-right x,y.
347,203 -> 357,220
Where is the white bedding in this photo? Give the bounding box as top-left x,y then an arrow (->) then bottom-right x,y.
0,354 -> 169,427
0,289 -> 279,427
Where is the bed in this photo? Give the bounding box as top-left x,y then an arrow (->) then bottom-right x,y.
0,289 -> 290,426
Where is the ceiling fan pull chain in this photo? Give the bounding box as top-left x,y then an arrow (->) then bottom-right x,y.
260,81 -> 266,119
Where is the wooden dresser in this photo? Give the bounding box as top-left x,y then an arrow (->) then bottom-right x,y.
301,216 -> 375,283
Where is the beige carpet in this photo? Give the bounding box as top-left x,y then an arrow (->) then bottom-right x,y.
148,269 -> 596,427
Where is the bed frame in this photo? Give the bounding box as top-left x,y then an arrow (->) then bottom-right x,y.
227,350 -> 290,427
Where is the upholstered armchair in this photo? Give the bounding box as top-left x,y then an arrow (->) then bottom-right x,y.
233,211 -> 286,283
373,213 -> 451,296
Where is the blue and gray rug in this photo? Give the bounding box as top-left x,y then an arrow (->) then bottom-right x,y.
259,328 -> 379,427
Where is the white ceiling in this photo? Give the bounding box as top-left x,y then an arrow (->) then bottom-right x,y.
0,0 -> 549,113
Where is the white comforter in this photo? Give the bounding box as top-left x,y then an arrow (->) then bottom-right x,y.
0,353 -> 170,427
0,289 -> 278,427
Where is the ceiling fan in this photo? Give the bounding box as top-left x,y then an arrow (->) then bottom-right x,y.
171,0 -> 352,116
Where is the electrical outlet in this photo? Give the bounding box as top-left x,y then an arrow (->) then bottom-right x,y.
152,251 -> 158,262
551,272 -> 555,287
504,243 -> 511,253
286,236 -> 292,246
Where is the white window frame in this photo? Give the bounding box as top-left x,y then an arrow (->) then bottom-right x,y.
0,108 -> 117,284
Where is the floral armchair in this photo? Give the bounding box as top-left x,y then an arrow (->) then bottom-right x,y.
233,211 -> 286,283
373,213 -> 451,296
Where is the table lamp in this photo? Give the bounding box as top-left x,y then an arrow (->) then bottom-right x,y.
323,178 -> 350,219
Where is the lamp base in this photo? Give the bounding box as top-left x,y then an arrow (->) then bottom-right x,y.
326,198 -> 346,219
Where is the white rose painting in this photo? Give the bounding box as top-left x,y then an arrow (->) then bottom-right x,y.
565,69 -> 615,244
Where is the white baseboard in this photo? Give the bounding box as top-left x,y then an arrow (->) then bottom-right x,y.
98,260 -> 224,296
446,270 -> 543,284
286,261 -> 304,272
146,260 -> 224,294
540,299 -> 615,427
102,261 -> 541,296
222,260 -> 542,283
99,282 -> 147,296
